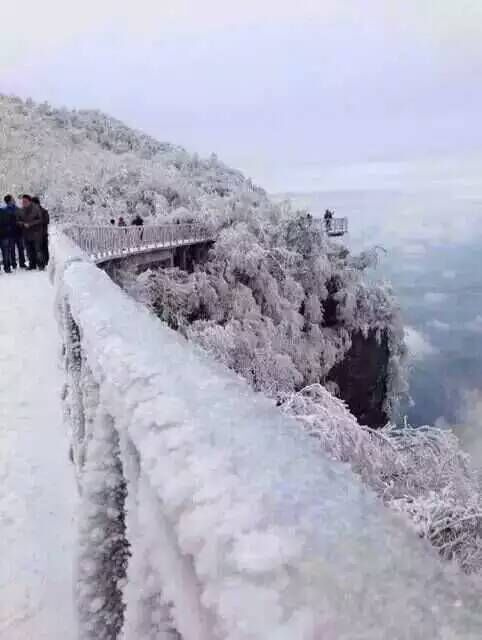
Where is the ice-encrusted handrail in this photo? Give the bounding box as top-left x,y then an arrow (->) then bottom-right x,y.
63,223 -> 215,263
51,230 -> 482,640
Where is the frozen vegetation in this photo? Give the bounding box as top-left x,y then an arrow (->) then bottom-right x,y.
0,94 -> 250,226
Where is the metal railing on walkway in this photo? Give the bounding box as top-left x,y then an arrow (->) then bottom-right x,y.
325,217 -> 348,237
63,224 -> 215,262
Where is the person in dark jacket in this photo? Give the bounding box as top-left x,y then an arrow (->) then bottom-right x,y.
324,208 -> 334,231
131,214 -> 144,240
32,197 -> 50,266
0,200 -> 17,273
19,194 -> 44,270
131,214 -> 144,226
118,216 -> 127,227
4,195 -> 26,269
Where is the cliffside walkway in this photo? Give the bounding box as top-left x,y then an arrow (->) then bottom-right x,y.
0,270 -> 76,639
64,223 -> 215,264
63,219 -> 346,269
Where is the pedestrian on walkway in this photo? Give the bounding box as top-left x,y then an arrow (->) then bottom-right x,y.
0,200 -> 16,273
4,195 -> 26,269
131,213 -> 144,240
324,208 -> 334,232
32,197 -> 50,266
131,214 -> 143,226
118,216 -> 127,227
19,195 -> 44,270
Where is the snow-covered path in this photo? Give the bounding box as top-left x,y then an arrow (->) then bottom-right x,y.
0,271 -> 76,640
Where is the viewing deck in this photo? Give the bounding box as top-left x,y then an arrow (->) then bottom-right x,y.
325,217 -> 348,237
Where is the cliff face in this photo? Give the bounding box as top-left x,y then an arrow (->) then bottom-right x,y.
320,276 -> 397,428
328,330 -> 389,428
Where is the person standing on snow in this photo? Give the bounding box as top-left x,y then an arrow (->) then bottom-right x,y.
32,197 -> 50,266
4,195 -> 26,269
0,201 -> 16,273
19,194 -> 44,270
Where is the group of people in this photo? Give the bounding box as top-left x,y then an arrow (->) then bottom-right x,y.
0,195 -> 49,273
110,215 -> 144,227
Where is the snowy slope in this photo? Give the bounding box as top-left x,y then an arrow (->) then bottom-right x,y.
0,95 -> 254,226
0,271 -> 77,639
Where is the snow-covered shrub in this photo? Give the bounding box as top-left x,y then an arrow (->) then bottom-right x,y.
281,384 -> 482,574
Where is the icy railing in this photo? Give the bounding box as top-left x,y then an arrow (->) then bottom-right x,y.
51,229 -> 482,639
63,223 -> 215,262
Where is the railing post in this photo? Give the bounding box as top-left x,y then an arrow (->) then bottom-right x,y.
62,301 -> 86,471
119,435 -> 180,639
77,408 -> 129,640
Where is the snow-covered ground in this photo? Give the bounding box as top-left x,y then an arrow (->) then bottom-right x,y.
0,270 -> 76,640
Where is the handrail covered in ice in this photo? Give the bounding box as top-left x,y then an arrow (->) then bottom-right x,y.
63,223 -> 215,263
51,229 -> 482,640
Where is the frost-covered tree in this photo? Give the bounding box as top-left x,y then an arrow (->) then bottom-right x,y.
131,210 -> 407,424
0,94 -> 254,225
280,385 -> 482,574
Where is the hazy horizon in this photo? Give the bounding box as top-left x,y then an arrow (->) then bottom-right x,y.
2,2 -> 482,192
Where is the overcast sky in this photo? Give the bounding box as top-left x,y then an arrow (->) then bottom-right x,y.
2,1 -> 482,190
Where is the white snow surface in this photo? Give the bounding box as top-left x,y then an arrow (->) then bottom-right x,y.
52,231 -> 482,640
0,270 -> 76,639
